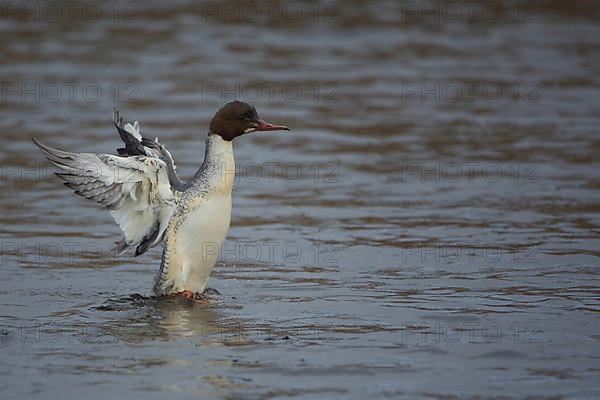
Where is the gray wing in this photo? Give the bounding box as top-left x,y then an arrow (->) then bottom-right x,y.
113,109 -> 187,192
33,138 -> 179,256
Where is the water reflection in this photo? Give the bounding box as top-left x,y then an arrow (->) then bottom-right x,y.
92,296 -> 230,344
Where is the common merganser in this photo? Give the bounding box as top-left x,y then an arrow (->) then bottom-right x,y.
33,101 -> 290,301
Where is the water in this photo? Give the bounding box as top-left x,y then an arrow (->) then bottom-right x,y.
1,1 -> 600,398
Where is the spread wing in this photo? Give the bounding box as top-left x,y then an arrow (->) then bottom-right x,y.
33,138 -> 180,256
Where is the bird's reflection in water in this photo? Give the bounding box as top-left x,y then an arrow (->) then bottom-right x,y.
93,294 -> 252,346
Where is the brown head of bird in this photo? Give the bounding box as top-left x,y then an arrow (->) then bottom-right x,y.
209,101 -> 290,141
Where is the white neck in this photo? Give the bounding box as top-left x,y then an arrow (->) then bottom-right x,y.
192,133 -> 235,193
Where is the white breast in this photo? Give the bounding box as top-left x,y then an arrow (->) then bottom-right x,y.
173,191 -> 232,293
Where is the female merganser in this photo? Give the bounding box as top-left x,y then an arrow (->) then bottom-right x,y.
33,101 -> 290,301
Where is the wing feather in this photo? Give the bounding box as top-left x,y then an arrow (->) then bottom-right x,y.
33,138 -> 179,256
113,110 -> 187,191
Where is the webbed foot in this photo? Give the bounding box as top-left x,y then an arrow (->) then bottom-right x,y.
165,290 -> 211,303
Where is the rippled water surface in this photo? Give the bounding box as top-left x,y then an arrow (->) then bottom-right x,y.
1,1 -> 600,398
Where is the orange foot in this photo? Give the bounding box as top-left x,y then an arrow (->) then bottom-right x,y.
166,290 -> 210,303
